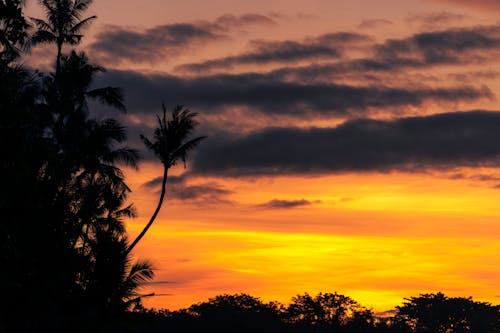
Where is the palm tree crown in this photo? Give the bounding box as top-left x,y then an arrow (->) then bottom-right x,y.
31,0 -> 96,74
141,104 -> 207,168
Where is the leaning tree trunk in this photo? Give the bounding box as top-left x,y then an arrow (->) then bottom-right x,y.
126,167 -> 168,254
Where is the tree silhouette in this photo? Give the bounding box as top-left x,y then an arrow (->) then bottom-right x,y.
126,105 -> 206,254
181,294 -> 286,333
31,0 -> 96,75
1,2 -> 152,331
0,0 -> 31,63
286,292 -> 374,332
395,292 -> 500,332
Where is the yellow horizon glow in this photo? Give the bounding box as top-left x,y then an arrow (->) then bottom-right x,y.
124,163 -> 500,312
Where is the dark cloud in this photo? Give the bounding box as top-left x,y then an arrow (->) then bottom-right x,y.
89,14 -> 275,64
448,70 -> 500,82
174,23 -> 500,76
90,24 -> 223,63
96,69 -> 493,117
167,182 -> 232,202
176,32 -> 372,72
257,199 -> 318,209
375,26 -> 500,65
448,172 -> 500,182
405,12 -> 466,28
142,175 -> 187,188
142,175 -> 232,205
357,19 -> 394,29
271,25 -> 500,82
213,13 -> 275,28
189,111 -> 500,176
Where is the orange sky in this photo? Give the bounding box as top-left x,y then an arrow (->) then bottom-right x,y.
125,164 -> 500,311
26,0 -> 500,312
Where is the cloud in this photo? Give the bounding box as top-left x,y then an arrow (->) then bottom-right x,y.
213,13 -> 275,28
448,172 -> 500,183
90,24 -> 223,64
142,175 -> 186,188
97,69 -> 493,117
405,12 -> 467,29
448,70 -> 500,82
176,32 -> 372,72
357,19 -> 394,30
167,182 -> 232,203
142,175 -> 232,205
256,199 -> 318,209
375,25 -> 500,65
89,14 -> 275,64
431,0 -> 500,11
270,25 -> 500,82
189,111 -> 500,176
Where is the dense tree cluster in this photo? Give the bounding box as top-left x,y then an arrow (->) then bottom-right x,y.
1,1 -> 153,332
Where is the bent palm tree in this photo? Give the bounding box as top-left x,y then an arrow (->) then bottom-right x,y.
126,105 -> 206,254
31,0 -> 96,75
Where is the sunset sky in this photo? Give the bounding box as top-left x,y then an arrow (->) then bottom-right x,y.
26,0 -> 500,311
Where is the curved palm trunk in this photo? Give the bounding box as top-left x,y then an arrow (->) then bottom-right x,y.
126,167 -> 168,255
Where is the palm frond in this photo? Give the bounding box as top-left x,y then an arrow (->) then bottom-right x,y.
128,259 -> 155,286
87,87 -> 126,112
30,17 -> 54,32
139,134 -> 155,151
69,15 -> 96,33
31,29 -> 56,45
108,147 -> 140,170
100,118 -> 126,141
172,135 -> 207,167
73,0 -> 93,12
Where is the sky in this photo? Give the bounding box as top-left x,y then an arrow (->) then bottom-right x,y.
26,0 -> 500,311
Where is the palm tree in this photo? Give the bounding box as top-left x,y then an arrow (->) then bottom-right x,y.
31,0 -> 96,75
126,105 -> 206,254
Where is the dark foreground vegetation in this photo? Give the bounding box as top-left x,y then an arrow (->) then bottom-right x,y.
1,1 -> 498,332
126,292 -> 499,333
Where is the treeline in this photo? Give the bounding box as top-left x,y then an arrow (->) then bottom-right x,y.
127,292 -> 499,333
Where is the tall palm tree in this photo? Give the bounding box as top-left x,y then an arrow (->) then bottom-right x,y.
31,0 -> 96,75
126,105 -> 206,254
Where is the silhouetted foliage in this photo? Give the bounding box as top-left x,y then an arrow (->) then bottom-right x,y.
285,292 -> 375,332
163,294 -> 287,333
0,0 -> 31,63
105,292 -> 498,333
395,292 -> 500,332
1,2 -> 153,332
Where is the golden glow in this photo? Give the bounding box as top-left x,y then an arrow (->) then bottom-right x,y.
125,164 -> 500,311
